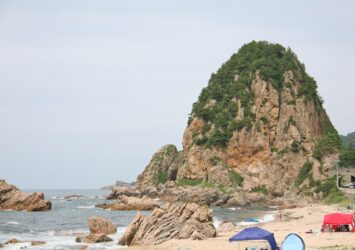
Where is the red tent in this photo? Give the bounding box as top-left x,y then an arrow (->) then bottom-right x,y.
322,213 -> 355,232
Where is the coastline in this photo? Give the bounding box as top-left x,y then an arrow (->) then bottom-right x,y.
127,204 -> 355,250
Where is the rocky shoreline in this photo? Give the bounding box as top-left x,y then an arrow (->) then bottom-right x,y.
105,180 -> 305,209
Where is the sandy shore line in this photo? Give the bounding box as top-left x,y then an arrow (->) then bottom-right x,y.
127,204 -> 355,250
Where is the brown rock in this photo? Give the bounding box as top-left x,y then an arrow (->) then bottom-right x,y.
107,186 -> 140,200
0,180 -> 51,211
80,246 -> 88,250
4,238 -> 21,244
64,195 -> 84,200
98,195 -> 158,211
88,216 -> 117,235
76,234 -> 113,243
217,222 -> 235,233
158,186 -> 219,206
225,193 -> 247,207
118,203 -> 216,246
31,241 -> 46,246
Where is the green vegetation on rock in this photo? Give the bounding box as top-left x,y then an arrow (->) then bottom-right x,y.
158,170 -> 168,184
314,176 -> 346,204
295,161 -> 313,186
189,41 -> 323,148
251,185 -> 269,195
340,132 -> 355,148
313,132 -> 342,160
229,170 -> 244,187
291,140 -> 300,153
176,178 -> 203,186
339,142 -> 355,168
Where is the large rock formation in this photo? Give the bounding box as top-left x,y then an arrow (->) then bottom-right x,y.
0,180 -> 51,211
134,41 -> 341,203
118,203 -> 216,246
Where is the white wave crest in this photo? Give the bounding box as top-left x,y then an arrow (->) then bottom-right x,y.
213,217 -> 222,229
5,221 -> 20,225
237,211 -> 276,226
227,207 -> 241,211
77,205 -> 95,209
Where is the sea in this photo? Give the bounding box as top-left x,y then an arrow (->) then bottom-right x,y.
0,189 -> 277,250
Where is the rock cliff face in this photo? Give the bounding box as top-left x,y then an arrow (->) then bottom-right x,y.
0,180 -> 51,211
134,41 -> 340,202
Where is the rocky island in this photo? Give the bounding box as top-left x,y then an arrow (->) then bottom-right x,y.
112,41 -> 341,209
112,41 -> 350,247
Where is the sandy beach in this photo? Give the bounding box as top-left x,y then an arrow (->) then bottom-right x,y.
127,204 -> 355,250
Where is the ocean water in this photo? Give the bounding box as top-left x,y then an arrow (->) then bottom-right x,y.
0,190 -> 276,249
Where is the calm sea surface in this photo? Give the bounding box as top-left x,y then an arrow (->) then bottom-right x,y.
0,189 -> 276,249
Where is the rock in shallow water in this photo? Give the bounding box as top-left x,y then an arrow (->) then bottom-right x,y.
0,180 -> 51,211
76,234 -> 113,243
4,238 -> 21,244
31,241 -> 46,246
118,202 -> 216,246
88,216 -> 117,235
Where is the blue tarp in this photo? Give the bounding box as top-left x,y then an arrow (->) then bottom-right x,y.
229,227 -> 277,250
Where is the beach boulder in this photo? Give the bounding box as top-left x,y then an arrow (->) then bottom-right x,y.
118,202 -> 216,246
88,216 -> 117,235
0,180 -> 51,211
217,222 -> 236,233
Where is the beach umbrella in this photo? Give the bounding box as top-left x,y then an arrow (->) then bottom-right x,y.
281,233 -> 305,250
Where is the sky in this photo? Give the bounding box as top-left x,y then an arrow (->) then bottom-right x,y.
0,0 -> 354,189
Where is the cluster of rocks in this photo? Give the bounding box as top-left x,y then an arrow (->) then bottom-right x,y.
105,181 -> 270,208
0,238 -> 46,248
0,180 -> 51,211
96,195 -> 158,211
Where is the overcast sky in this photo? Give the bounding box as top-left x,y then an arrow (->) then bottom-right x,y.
0,0 -> 354,189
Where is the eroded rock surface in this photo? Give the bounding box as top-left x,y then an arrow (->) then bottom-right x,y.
118,203 -> 216,246
88,217 -> 117,235
0,180 -> 51,211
